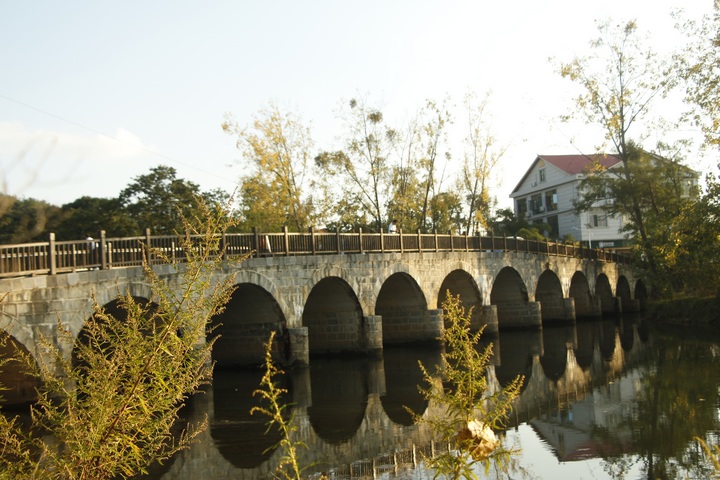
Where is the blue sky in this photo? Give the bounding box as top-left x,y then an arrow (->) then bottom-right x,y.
0,1 -> 715,209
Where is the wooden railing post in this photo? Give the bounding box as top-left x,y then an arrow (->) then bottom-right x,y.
283,226 -> 290,255
145,228 -> 152,264
449,231 -> 454,252
49,232 -> 56,275
336,227 -> 341,254
310,226 -> 316,255
417,229 -> 422,252
434,229 -> 439,252
399,229 -> 404,253
100,230 -> 107,270
358,228 -> 364,254
253,227 -> 260,258
380,228 -> 385,253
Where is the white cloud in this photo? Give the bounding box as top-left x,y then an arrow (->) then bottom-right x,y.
0,122 -> 158,203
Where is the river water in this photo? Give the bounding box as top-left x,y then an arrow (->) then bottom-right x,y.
140,316 -> 720,480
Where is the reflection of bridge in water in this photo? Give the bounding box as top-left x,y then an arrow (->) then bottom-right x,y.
150,316 -> 648,480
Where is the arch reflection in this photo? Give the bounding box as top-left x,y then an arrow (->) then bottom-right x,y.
307,357 -> 368,444
380,344 -> 441,425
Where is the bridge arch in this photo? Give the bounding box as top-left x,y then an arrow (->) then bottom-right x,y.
376,272 -> 429,345
490,267 -> 538,329
0,332 -> 41,405
209,283 -> 287,368
535,269 -> 565,323
596,274 -> 615,315
437,269 -> 483,330
303,276 -> 363,355
73,296 -> 157,369
569,271 -> 595,319
616,276 -> 632,312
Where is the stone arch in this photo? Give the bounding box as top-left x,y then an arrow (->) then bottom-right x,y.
596,274 -> 615,315
0,332 -> 42,405
490,267 -> 533,329
634,279 -> 649,311
73,296 -> 158,369
376,272 -> 429,345
437,269 -> 484,330
231,270 -> 291,326
616,276 -> 632,313
535,269 -> 566,323
303,276 -> 363,355
569,271 -> 595,319
209,283 -> 287,368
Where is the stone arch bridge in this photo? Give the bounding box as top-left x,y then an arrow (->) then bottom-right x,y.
0,244 -> 645,403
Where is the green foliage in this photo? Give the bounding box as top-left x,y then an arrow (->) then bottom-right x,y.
322,97 -> 396,233
0,199 -> 239,480
56,196 -> 138,239
223,105 -> 326,232
663,166 -> 720,296
0,195 -> 62,243
119,165 -> 225,235
488,208 -> 545,239
575,144 -> 700,295
252,331 -> 307,480
675,10 -> 720,151
416,293 -> 523,479
460,91 -> 507,236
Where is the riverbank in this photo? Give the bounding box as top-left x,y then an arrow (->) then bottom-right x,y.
647,296 -> 720,333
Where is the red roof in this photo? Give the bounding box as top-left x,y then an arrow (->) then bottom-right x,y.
511,154 -> 622,195
540,154 -> 621,175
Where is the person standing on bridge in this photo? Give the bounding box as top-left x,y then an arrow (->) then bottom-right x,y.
388,219 -> 398,234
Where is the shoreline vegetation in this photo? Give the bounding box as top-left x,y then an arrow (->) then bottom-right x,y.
647,296 -> 720,332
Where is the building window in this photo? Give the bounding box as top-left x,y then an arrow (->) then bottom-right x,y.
517,198 -> 527,218
539,168 -> 546,182
545,189 -> 558,211
593,214 -> 608,227
531,194 -> 543,215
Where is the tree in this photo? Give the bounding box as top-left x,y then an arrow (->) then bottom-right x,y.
0,200 -> 239,480
675,6 -> 720,151
118,165 -> 219,235
559,19 -> 680,289
55,196 -> 138,239
415,99 -> 453,232
665,164 -> 720,296
223,104 -> 326,232
0,195 -> 62,243
487,208 -> 539,238
316,97 -> 397,233
459,91 -> 507,235
574,144 -> 699,293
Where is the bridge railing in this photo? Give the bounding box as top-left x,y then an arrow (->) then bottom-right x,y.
0,227 -> 632,278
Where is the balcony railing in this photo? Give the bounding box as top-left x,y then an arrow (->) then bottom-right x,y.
0,227 -> 632,278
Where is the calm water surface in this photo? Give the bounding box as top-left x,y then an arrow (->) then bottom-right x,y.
141,317 -> 720,480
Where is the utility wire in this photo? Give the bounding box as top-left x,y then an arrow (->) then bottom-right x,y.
0,93 -> 237,188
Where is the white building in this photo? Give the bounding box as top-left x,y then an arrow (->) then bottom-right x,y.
509,154 -> 628,248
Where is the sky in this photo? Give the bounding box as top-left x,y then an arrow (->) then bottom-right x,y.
1,1 -> 716,212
